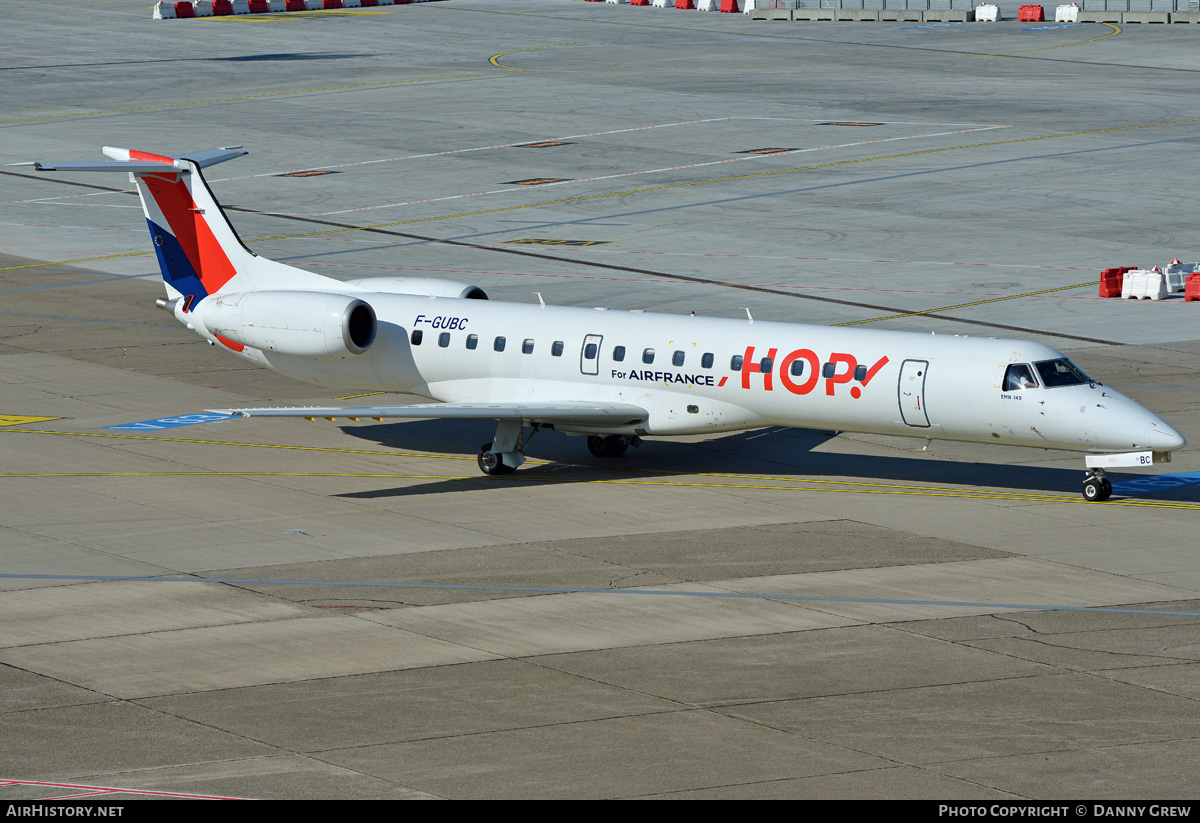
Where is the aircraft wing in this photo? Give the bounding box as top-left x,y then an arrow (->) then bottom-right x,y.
210,401 -> 650,427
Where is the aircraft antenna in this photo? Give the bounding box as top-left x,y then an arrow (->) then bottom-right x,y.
741,307 -> 754,324
534,292 -> 545,308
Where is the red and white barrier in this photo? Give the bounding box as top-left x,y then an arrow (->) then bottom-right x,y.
154,0 -> 443,17
1055,2 -> 1078,21
1186,272 -> 1200,302
1122,269 -> 1169,301
1163,260 -> 1198,293
975,3 -> 999,20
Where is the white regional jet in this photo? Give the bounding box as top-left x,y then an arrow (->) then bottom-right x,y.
34,147 -> 1186,501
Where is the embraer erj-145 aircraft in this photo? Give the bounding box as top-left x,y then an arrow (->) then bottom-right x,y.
34,147 -> 1186,501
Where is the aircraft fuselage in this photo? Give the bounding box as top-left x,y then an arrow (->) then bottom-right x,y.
220,294 -> 1180,456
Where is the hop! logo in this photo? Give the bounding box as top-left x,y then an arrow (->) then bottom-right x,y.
735,346 -> 889,399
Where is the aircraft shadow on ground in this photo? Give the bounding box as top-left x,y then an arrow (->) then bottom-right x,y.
330,420 -> 1200,502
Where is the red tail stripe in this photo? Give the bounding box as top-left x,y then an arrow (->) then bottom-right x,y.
129,149 -> 176,164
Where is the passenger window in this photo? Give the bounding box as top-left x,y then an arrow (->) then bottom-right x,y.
439,332 -> 450,348
494,336 -> 506,352
410,329 -> 423,346
552,341 -> 564,357
822,362 -> 835,379
1004,364 -> 1038,391
522,339 -> 535,354
584,343 -> 598,360
854,365 -> 867,382
731,355 -> 743,371
643,348 -> 655,364
701,352 -> 714,369
790,359 -> 804,377
673,350 -> 685,367
613,345 -> 626,362
466,334 -> 478,350
760,357 -> 772,373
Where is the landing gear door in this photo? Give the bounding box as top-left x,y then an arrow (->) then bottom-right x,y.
898,359 -> 930,428
580,334 -> 602,376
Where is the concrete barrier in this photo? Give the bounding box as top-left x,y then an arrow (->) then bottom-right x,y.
1122,10 -> 1169,19
794,7 -> 836,18
834,8 -> 882,17
1075,9 -> 1122,18
1172,9 -> 1200,19
749,8 -> 795,16
924,8 -> 975,18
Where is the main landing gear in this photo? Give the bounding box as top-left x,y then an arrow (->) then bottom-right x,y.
1082,468 -> 1113,502
586,435 -> 640,458
475,423 -> 642,475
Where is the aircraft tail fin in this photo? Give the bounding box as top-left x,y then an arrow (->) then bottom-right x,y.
33,146 -> 326,306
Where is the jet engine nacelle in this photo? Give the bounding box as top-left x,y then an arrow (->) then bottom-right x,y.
343,277 -> 488,300
198,291 -> 376,358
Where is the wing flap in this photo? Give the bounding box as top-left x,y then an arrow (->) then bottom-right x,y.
209,401 -> 649,427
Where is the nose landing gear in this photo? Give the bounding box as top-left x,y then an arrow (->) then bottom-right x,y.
1082,469 -> 1112,502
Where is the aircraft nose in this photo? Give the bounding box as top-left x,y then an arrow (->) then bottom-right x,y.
1144,420 -> 1186,451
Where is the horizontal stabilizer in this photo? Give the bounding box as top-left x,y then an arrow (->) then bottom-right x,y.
210,401 -> 650,426
33,161 -> 189,173
177,147 -> 249,168
33,146 -> 246,173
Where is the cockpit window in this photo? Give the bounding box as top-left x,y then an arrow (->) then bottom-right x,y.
1003,364 -> 1038,391
1035,359 -> 1092,388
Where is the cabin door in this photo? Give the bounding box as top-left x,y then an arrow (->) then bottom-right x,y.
580,334 -> 603,376
898,359 -> 930,428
